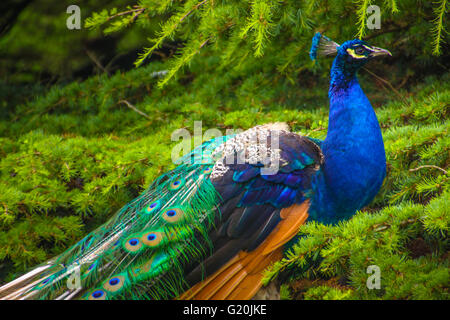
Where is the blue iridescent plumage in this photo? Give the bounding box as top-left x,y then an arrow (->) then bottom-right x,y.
309,32 -> 322,60
308,38 -> 389,223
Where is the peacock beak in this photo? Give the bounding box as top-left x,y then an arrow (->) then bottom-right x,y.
369,46 -> 392,58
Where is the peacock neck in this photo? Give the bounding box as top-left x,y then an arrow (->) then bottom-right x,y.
309,59 -> 386,224
328,56 -> 359,92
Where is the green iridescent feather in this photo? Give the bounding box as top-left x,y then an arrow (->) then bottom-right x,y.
17,137 -> 227,300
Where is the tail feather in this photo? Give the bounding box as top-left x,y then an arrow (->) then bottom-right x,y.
1,134 -> 310,300
0,138 -> 225,300
0,262 -> 54,300
179,254 -> 243,299
179,201 -> 309,300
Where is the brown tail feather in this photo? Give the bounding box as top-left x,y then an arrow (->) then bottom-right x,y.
179,201 -> 309,300
225,252 -> 281,300
262,203 -> 310,255
212,247 -> 283,300
189,256 -> 245,299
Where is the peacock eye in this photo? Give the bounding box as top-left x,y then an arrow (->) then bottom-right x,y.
355,47 -> 365,55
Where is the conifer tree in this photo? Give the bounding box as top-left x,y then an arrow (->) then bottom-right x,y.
0,0 -> 448,299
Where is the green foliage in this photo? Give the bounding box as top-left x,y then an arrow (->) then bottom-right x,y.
0,0 -> 141,87
279,283 -> 292,300
0,0 -> 448,300
239,0 -> 278,57
83,0 -> 449,89
303,286 -> 353,300
355,0 -> 374,39
431,0 -> 448,55
263,199 -> 449,299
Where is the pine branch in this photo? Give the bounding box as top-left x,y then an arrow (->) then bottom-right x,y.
85,49 -> 109,75
157,37 -> 211,88
105,6 -> 145,23
84,6 -> 146,31
118,100 -> 151,120
409,165 -> 448,175
431,0 -> 448,55
355,0 -> 373,39
135,0 -> 209,67
239,0 -> 277,57
179,0 -> 208,22
385,0 -> 399,13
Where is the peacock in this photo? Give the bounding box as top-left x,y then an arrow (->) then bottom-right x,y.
0,33 -> 391,300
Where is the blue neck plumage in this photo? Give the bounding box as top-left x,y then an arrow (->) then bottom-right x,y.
329,55 -> 359,92
309,57 -> 386,224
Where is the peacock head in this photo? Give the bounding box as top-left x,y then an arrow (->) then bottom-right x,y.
338,39 -> 391,72
309,32 -> 391,75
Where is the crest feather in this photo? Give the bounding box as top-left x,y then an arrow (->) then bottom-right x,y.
309,32 -> 340,61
